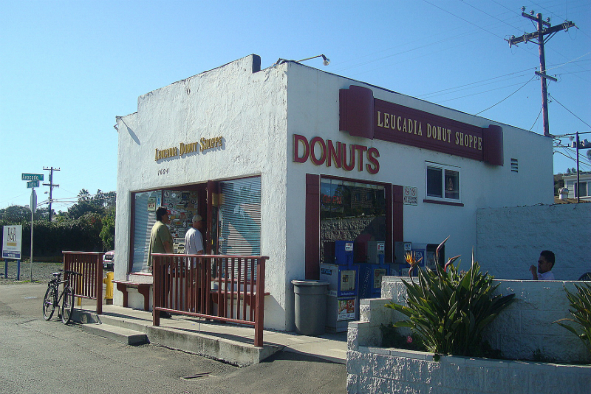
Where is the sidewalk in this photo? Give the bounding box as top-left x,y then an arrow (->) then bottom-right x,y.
75,302 -> 348,367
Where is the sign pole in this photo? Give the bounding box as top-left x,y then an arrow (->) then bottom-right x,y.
30,188 -> 37,282
21,173 -> 43,282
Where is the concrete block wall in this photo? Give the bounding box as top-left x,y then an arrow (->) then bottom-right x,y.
347,346 -> 591,394
476,203 -> 591,281
380,277 -> 591,363
347,277 -> 591,394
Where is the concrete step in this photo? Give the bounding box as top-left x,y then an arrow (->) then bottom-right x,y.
72,308 -> 148,346
80,322 -> 149,346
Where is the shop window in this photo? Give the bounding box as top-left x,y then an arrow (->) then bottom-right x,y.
320,178 -> 386,263
131,191 -> 160,272
218,177 -> 261,256
426,162 -> 460,202
131,188 -> 201,273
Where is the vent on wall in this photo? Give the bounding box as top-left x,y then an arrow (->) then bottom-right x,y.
511,158 -> 519,173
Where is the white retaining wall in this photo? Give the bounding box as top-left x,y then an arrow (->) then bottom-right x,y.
346,277 -> 591,393
476,203 -> 591,281
346,346 -> 591,394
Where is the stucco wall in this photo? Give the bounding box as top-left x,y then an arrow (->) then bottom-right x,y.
285,63 -> 553,284
114,54 -> 556,332
115,55 -> 290,330
476,203 -> 591,281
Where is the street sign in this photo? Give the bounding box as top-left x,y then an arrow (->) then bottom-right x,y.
22,173 -> 44,181
27,180 -> 39,188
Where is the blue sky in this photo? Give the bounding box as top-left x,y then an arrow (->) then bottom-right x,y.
1,0 -> 589,211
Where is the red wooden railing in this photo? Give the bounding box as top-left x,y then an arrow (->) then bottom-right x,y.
152,253 -> 268,347
62,251 -> 104,314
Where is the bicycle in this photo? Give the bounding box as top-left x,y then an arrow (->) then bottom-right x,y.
42,270 -> 82,324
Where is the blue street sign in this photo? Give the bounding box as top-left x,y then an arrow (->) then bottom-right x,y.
27,180 -> 39,188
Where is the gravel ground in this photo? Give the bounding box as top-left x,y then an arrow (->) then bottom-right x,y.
0,260 -> 64,285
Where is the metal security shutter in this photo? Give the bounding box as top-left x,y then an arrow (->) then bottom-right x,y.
132,191 -> 159,272
219,177 -> 261,256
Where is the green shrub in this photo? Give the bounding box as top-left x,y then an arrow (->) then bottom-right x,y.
554,283 -> 591,355
384,250 -> 515,357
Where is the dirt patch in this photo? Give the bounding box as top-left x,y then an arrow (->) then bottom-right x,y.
0,260 -> 63,285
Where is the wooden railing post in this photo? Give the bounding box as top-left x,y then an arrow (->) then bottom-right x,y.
254,257 -> 266,347
96,253 -> 103,314
153,256 -> 160,326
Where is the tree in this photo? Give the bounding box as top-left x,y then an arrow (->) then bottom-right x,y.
67,189 -> 107,219
100,214 -> 115,251
0,205 -> 31,222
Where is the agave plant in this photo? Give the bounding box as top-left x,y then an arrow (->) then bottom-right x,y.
385,238 -> 515,357
554,283 -> 591,355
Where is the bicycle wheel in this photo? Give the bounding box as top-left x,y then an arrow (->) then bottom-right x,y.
61,286 -> 75,324
42,286 -> 56,321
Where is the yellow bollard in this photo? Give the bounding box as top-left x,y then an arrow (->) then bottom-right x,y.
104,272 -> 114,305
77,268 -> 83,306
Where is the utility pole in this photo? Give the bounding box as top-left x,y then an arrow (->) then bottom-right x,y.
42,167 -> 60,222
507,8 -> 575,137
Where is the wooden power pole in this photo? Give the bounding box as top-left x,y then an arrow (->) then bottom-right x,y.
42,167 -> 60,222
507,9 -> 575,137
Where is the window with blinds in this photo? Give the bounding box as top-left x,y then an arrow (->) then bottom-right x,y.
132,191 -> 160,272
218,177 -> 261,256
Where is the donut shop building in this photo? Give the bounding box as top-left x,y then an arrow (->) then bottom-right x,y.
114,54 -> 553,332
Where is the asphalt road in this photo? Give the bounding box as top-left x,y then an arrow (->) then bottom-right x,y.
0,283 -> 346,394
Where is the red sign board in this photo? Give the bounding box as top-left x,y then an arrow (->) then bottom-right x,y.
340,86 -> 503,166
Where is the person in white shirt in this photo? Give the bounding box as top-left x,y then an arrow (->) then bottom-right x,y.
185,215 -> 204,255
530,250 -> 555,280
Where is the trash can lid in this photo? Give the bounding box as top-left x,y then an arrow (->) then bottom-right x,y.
291,280 -> 329,287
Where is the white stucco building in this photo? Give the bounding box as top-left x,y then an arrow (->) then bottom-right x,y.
114,54 -> 553,331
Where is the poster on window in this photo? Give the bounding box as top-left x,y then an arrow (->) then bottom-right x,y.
337,298 -> 356,321
147,197 -> 156,211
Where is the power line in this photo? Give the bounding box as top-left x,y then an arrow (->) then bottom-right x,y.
475,76 -> 535,115
530,106 -> 543,131
549,93 -> 591,129
418,67 -> 533,98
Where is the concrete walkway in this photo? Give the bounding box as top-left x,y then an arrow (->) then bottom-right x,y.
74,303 -> 347,367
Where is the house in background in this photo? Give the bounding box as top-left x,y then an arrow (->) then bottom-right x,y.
562,172 -> 591,201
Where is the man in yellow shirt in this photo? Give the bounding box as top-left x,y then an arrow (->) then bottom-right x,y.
148,207 -> 173,318
147,207 -> 173,269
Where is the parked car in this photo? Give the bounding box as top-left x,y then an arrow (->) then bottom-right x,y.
103,250 -> 115,271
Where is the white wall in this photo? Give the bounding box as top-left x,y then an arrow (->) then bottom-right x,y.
115,54 -> 555,332
115,55 -> 291,330
477,203 -> 591,280
284,62 -> 553,289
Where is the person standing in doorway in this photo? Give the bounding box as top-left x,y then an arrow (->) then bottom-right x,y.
147,207 -> 173,270
148,207 -> 173,318
185,215 -> 204,255
185,214 -> 204,312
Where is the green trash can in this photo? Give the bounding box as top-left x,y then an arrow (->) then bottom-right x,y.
292,280 -> 329,336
